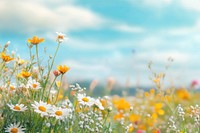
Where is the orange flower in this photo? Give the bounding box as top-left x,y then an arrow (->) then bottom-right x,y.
114,112 -> 124,120
21,71 -> 31,78
57,65 -> 70,74
28,36 -> 44,45
113,98 -> 130,111
130,114 -> 141,123
1,52 -> 14,62
176,88 -> 190,100
154,103 -> 165,115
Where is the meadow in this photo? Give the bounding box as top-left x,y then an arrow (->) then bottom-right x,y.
1,33 -> 200,133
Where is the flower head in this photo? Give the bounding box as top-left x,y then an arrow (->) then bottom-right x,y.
26,78 -> 41,90
5,123 -> 25,133
77,94 -> 94,107
53,70 -> 61,77
56,32 -> 67,43
20,71 -> 31,78
7,104 -> 27,112
1,52 -> 14,63
93,99 -> 104,110
28,36 -> 44,45
31,101 -> 51,117
50,106 -> 70,120
57,65 -> 70,74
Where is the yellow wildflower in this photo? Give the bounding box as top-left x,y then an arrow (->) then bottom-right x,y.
28,36 -> 44,45
57,65 -> 70,74
21,71 -> 31,78
1,52 -> 14,62
176,88 -> 190,100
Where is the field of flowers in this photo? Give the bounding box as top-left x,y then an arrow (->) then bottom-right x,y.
1,33 -> 200,133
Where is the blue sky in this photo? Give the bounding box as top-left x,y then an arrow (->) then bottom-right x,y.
1,0 -> 200,87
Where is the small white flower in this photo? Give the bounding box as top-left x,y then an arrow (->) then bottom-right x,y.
77,94 -> 94,107
7,104 -> 27,112
27,78 -> 41,90
50,106 -> 70,120
31,101 -> 51,117
93,99 -> 104,110
5,122 -> 26,133
56,32 -> 67,43
50,88 -> 57,95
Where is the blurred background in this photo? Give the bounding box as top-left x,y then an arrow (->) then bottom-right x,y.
0,0 -> 200,95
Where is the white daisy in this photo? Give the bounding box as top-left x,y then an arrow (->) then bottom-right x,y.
56,32 -> 67,43
31,101 -> 51,117
93,99 -> 104,110
7,104 -> 27,112
77,93 -> 94,107
26,78 -> 41,90
5,122 -> 25,133
50,106 -> 70,120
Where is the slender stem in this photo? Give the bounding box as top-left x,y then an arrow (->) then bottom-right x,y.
41,42 -> 61,100
54,74 -> 63,104
35,45 -> 42,78
46,76 -> 57,102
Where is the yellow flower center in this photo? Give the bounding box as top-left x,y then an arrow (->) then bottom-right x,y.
82,97 -> 89,102
32,84 -> 37,88
13,106 -> 21,111
57,35 -> 64,39
11,128 -> 18,133
55,110 -> 63,116
38,106 -> 46,112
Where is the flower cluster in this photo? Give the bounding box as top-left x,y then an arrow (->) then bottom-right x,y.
1,33 -> 200,133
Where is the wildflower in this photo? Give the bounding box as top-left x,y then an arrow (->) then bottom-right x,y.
53,70 -> 61,77
113,98 -> 130,111
7,104 -> 27,112
26,78 -> 41,90
114,112 -> 124,120
5,123 -> 25,133
9,84 -> 16,92
57,65 -> 70,74
16,58 -> 25,66
107,106 -> 112,112
176,88 -> 190,100
20,71 -> 31,78
93,99 -> 104,110
154,103 -> 165,115
130,114 -> 141,123
1,52 -> 14,63
31,101 -> 51,117
56,32 -> 67,43
27,36 -> 44,45
77,94 -> 94,107
50,106 -> 70,120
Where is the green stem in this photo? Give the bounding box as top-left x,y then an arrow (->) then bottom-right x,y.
41,42 -> 61,100
36,45 -> 42,78
54,74 -> 63,104
46,76 -> 57,102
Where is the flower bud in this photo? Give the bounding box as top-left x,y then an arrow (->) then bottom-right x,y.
53,70 -> 61,77
107,106 -> 112,112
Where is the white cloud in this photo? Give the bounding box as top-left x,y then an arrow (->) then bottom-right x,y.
179,0 -> 200,12
0,0 -> 105,33
143,0 -> 172,6
113,24 -> 145,33
129,0 -> 173,8
164,19 -> 200,36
